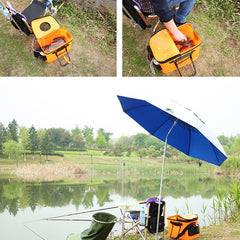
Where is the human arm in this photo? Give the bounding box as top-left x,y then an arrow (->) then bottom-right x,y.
149,0 -> 187,41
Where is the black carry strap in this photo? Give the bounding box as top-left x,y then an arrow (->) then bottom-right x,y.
54,44 -> 71,67
172,50 -> 197,77
170,221 -> 197,239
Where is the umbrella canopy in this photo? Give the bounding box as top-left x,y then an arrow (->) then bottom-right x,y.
117,95 -> 227,166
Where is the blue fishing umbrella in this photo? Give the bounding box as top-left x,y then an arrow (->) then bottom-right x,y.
117,95 -> 227,239
118,95 -> 227,165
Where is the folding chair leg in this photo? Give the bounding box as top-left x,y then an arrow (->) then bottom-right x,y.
120,208 -> 146,240
153,20 -> 161,34
133,5 -> 149,27
123,5 -> 142,29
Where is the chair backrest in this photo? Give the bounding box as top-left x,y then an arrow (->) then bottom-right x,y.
10,13 -> 32,35
146,201 -> 165,233
134,0 -> 154,14
22,0 -> 46,24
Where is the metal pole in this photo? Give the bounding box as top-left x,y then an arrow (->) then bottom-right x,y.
155,120 -> 178,240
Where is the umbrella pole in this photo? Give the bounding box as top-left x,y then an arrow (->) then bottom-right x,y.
155,120 -> 178,240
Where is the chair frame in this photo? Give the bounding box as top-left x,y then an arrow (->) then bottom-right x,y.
123,0 -> 160,33
120,199 -> 166,240
2,0 -> 59,35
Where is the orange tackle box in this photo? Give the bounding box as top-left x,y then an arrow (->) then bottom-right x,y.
32,16 -> 72,66
148,23 -> 201,76
167,214 -> 200,239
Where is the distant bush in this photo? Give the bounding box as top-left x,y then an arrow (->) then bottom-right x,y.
220,156 -> 240,171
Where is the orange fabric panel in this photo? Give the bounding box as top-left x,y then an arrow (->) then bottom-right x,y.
167,214 -> 200,240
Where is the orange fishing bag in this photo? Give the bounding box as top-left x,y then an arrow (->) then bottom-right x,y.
167,214 -> 200,239
148,23 -> 201,76
32,16 -> 72,66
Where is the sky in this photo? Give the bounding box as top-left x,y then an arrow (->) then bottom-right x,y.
0,78 -> 240,139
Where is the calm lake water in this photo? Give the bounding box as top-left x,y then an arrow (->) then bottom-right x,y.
0,173 -> 231,240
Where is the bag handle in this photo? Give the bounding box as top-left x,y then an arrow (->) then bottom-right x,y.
170,221 -> 183,226
54,45 -> 71,67
172,50 -> 196,77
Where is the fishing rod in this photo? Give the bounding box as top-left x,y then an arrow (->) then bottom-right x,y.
24,224 -> 47,240
23,205 -> 119,225
44,205 -> 119,220
47,218 -> 92,222
24,206 -> 121,240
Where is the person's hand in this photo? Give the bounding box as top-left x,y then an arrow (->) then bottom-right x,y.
164,20 -> 187,42
172,30 -> 187,42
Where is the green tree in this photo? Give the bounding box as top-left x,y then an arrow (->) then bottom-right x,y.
133,133 -> 148,150
40,132 -> 54,159
3,140 -> 23,167
19,126 -> 29,161
147,145 -> 156,158
82,125 -> 94,138
145,135 -> 164,150
230,137 -> 240,157
47,128 -> 67,147
97,128 -> 113,145
218,135 -> 231,146
112,142 -> 124,157
71,125 -> 81,138
136,148 -> 147,163
28,125 -> 39,159
7,119 -> 18,142
81,126 -> 94,148
0,122 -> 7,151
60,130 -> 71,150
125,146 -> 132,157
96,134 -> 107,149
85,134 -> 95,148
116,136 -> 134,149
72,134 -> 86,150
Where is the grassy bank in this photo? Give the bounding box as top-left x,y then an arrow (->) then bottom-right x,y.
0,150 -> 222,185
112,222 -> 240,239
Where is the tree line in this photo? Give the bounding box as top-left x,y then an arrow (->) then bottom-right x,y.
1,119 -> 240,161
0,119 -> 113,159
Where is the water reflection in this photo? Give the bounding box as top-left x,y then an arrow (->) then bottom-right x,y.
0,173 -> 233,240
0,174 -> 231,216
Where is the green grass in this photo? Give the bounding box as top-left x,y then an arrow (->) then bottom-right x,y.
58,2 -> 116,53
123,9 -> 240,77
0,150 -> 216,179
56,149 -> 104,156
123,25 -> 157,77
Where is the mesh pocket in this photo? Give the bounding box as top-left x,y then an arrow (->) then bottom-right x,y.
188,224 -> 200,236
